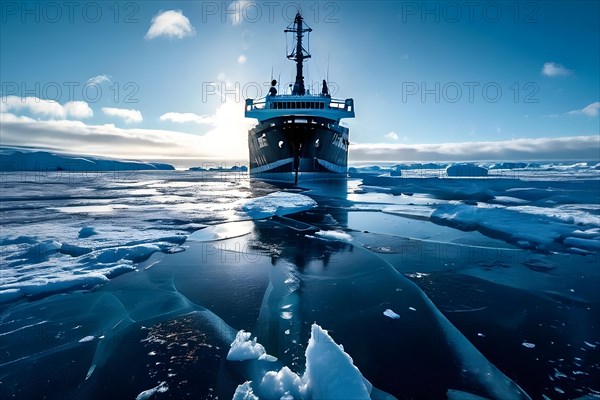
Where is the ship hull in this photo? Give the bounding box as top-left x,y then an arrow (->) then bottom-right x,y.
248,116 -> 349,183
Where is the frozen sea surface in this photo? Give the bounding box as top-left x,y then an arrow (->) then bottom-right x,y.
1,165 -> 599,399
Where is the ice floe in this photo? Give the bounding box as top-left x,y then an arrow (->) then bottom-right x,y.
313,230 -> 353,242
240,192 -> 317,219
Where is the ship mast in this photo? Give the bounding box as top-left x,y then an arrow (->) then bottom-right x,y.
285,12 -> 312,96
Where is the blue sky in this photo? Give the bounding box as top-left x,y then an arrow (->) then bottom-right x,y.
1,0 -> 598,164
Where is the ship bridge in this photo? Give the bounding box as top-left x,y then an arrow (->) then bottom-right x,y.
245,94 -> 355,123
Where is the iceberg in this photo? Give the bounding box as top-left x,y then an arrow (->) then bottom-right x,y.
303,323 -> 373,399
229,323 -> 372,399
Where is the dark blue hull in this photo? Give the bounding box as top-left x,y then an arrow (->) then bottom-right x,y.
248,116 -> 349,183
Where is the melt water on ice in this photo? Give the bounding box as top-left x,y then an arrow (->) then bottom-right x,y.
1,155 -> 599,399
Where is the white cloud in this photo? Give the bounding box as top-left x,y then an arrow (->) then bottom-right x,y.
541,62 -> 573,77
1,99 -> 255,159
350,136 -> 600,162
102,107 -> 143,124
160,112 -> 214,124
64,101 -> 93,119
237,54 -> 247,64
385,131 -> 399,141
145,10 -> 195,40
0,96 -> 92,120
567,101 -> 600,117
2,107 -> 596,162
87,74 -> 112,86
228,0 -> 255,25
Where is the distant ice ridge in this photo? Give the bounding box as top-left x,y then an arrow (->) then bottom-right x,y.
231,323 -> 373,399
0,147 -> 174,171
240,192 -> 317,219
349,161 -> 600,179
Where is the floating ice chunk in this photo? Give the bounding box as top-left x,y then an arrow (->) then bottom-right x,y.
521,342 -> 536,349
232,382 -> 259,400
227,330 -> 276,361
314,230 -> 353,242
304,323 -> 372,399
259,366 -> 305,398
78,335 -> 95,343
280,311 -> 293,320
135,381 -> 168,400
78,226 -> 97,238
446,164 -> 488,177
572,228 -> 600,237
383,309 -> 400,319
16,240 -> 61,264
553,368 -> 567,379
60,243 -> 92,257
93,244 -> 162,263
406,272 -> 430,278
284,274 -> 300,292
104,264 -> 137,278
240,192 -> 317,219
258,353 -> 278,362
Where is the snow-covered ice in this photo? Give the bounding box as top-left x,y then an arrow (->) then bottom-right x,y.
1,152 -> 598,399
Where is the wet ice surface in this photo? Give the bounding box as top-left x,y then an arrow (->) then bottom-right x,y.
1,166 -> 599,399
